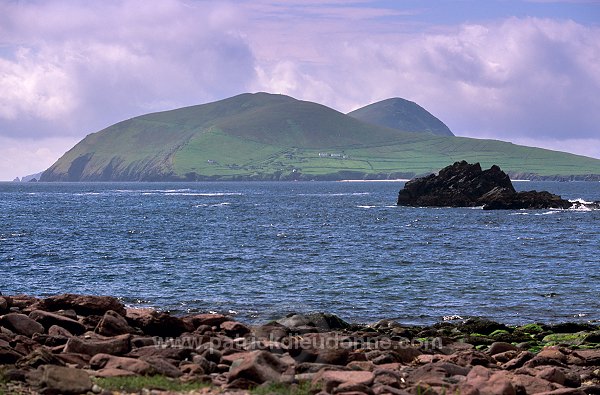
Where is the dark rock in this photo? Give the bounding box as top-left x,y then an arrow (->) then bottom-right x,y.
0,296 -> 8,312
16,347 -> 65,368
139,356 -> 182,377
315,348 -> 350,365
220,321 -> 251,337
125,308 -> 191,337
11,334 -> 40,356
8,295 -> 41,311
312,369 -> 375,393
0,344 -> 23,363
549,322 -> 598,334
192,354 -> 218,374
448,350 -> 493,367
28,310 -> 86,335
276,312 -> 350,332
38,293 -> 126,316
95,310 -> 139,336
458,317 -> 511,336
182,313 -> 231,329
501,351 -> 535,370
79,314 -> 103,332
488,342 -> 519,356
397,161 -> 573,210
253,324 -> 290,342
0,313 -> 45,337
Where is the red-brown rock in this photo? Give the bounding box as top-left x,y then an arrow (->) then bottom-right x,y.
89,353 -> 155,375
0,313 -> 45,337
63,334 -> 131,356
95,310 -> 138,336
463,365 -> 516,395
182,313 -> 231,329
312,369 -> 375,393
39,294 -> 126,316
125,308 -> 191,337
29,310 -> 86,335
38,365 -> 92,394
220,321 -> 251,337
228,350 -> 290,384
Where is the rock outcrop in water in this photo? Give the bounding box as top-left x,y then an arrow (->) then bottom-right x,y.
397,161 -> 575,210
1,293 -> 600,394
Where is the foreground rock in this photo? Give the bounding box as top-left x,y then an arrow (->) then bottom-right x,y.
0,294 -> 599,394
397,161 -> 580,210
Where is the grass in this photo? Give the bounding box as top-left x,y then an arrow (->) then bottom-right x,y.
93,375 -> 210,393
251,381 -> 313,395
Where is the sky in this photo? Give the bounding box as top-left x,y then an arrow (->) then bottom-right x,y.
1,0 -> 600,180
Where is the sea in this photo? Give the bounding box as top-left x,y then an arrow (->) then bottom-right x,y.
1,181 -> 599,326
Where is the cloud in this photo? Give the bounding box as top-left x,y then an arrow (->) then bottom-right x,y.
250,16 -> 600,146
0,136 -> 79,181
0,0 -> 256,140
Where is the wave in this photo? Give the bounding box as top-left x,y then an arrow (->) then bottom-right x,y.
298,192 -> 371,197
569,198 -> 600,211
194,202 -> 231,208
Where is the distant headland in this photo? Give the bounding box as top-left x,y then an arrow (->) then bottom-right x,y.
39,92 -> 600,182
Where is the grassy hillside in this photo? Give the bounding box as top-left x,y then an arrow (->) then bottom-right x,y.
41,92 -> 600,181
348,98 -> 454,137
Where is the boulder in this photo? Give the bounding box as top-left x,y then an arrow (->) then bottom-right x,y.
38,294 -> 126,316
89,353 -> 155,375
182,313 -> 231,329
126,344 -> 192,361
488,342 -> 519,356
228,350 -> 290,384
220,321 -> 251,337
462,365 -> 516,395
0,344 -> 23,363
95,310 -> 138,336
16,347 -> 65,368
277,313 -> 350,331
64,334 -> 131,356
397,161 -> 574,210
0,296 -> 8,312
28,310 -> 86,335
37,365 -> 92,395
312,369 -> 375,393
139,356 -> 182,377
125,308 -> 191,337
0,313 -> 45,337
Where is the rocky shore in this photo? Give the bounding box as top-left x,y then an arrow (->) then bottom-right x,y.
1,293 -> 600,394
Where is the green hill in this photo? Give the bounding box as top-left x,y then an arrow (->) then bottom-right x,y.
348,98 -> 454,136
41,92 -> 600,181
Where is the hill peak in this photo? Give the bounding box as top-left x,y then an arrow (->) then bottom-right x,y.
348,97 -> 454,136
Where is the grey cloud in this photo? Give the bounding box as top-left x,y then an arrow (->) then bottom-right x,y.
253,17 -> 600,145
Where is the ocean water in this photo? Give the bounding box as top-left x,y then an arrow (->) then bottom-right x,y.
1,181 -> 599,325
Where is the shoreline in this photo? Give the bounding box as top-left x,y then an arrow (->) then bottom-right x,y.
1,293 -> 599,394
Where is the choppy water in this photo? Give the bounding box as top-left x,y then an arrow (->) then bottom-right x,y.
1,181 -> 599,325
